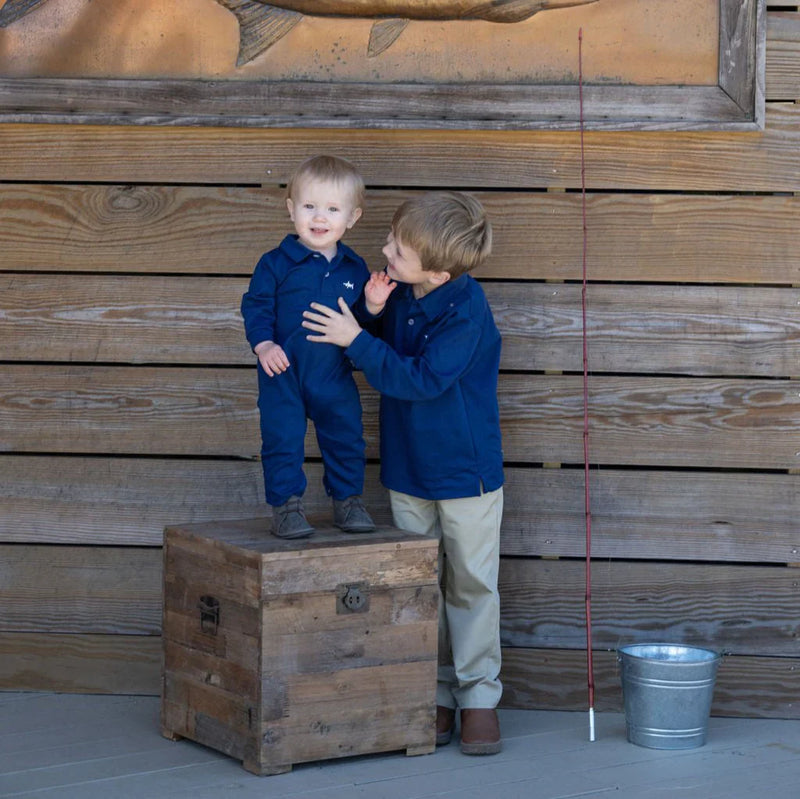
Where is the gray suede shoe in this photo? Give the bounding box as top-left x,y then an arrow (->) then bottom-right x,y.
272,496 -> 314,539
333,496 -> 376,533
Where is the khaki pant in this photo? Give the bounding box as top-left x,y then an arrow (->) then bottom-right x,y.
389,487 -> 503,710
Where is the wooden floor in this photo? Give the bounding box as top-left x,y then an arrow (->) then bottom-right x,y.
2,692 -> 799,798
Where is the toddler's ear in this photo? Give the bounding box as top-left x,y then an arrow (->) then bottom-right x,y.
347,207 -> 363,229
286,197 -> 295,220
431,271 -> 450,287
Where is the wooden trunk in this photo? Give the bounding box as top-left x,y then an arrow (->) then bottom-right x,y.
160,518 -> 439,775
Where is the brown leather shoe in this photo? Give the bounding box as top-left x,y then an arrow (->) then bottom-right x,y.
460,708 -> 502,755
436,705 -> 456,746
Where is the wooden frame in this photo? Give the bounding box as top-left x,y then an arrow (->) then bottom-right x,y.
0,0 -> 765,130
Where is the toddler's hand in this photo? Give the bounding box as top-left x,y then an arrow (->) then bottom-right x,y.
365,270 -> 397,315
254,340 -> 289,377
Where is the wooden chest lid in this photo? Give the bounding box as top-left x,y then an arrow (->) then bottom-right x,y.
164,516 -> 437,558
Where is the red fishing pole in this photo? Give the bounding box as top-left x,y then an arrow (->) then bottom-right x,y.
578,26 -> 596,743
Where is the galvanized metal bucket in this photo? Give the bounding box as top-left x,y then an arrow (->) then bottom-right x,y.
618,643 -> 721,750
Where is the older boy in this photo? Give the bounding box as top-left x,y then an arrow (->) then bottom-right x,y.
241,155 -> 375,539
302,191 -> 504,755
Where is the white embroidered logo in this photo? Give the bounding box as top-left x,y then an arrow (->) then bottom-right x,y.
343,281 -> 355,290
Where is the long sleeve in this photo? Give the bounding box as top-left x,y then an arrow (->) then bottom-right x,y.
346,314 -> 480,402
241,254 -> 278,351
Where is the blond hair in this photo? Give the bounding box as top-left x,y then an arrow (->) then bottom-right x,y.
391,191 -> 492,278
286,154 -> 365,209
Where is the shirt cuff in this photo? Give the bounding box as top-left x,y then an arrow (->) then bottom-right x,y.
345,329 -> 373,366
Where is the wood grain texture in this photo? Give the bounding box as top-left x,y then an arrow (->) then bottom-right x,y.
0,632 -> 160,694
165,519 -> 440,594
499,375 -> 800,469
0,545 -> 161,635
499,648 -> 800,718
499,558 -> 800,656
0,183 -> 272,274
0,82 -> 760,132
6,276 -> 798,374
3,458 -> 798,564
0,456 -> 391,545
3,369 -> 799,468
493,283 -> 800,374
4,633 -> 798,721
11,541 -> 798,654
4,188 -> 797,283
719,0 -> 764,127
162,522 -> 437,773
500,467 -> 800,564
1,103 -> 799,191
0,274 -> 254,364
766,12 -> 800,100
0,364 -> 262,456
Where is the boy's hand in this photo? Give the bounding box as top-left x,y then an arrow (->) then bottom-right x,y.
254,340 -> 289,377
365,270 -> 397,315
303,298 -> 362,348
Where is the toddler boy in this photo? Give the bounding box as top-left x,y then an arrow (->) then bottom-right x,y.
241,155 -> 375,538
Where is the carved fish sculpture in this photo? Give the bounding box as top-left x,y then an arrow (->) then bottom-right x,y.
0,0 -> 600,66
216,0 -> 601,65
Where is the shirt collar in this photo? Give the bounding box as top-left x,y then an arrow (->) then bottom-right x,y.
279,234 -> 357,267
405,274 -> 469,320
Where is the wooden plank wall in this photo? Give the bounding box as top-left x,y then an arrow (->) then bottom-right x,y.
1,6 -> 799,718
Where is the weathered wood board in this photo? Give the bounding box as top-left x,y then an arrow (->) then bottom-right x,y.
0,103 -> 797,189
8,543 -> 799,660
500,648 -> 800,719
767,12 -> 800,98
2,187 -> 799,283
4,368 -> 799,469
2,460 -> 797,566
4,634 -> 799,720
499,558 -> 800,656
0,544 -> 162,634
0,632 -> 160,694
4,276 -> 799,374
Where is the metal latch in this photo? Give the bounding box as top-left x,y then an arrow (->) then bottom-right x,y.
337,582 -> 369,614
198,595 -> 220,634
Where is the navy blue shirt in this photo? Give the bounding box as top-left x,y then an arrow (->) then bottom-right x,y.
347,275 -> 504,500
241,234 -> 369,376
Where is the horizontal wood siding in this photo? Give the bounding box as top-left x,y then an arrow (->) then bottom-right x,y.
1,105 -> 800,191
4,277 -> 800,370
3,187 -> 800,283
4,369 -> 799,468
1,9 -> 798,718
2,461 -> 798,566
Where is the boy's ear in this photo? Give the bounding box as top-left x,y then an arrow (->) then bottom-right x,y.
347,207 -> 363,229
286,197 -> 295,220
430,270 -> 451,287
